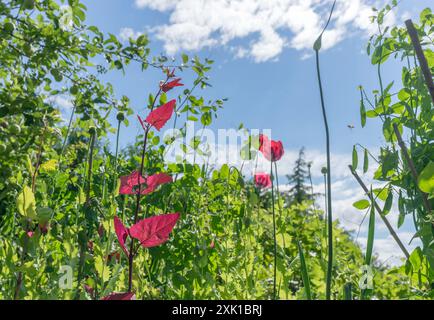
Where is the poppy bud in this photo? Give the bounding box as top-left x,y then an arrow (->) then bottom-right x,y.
88,126 -> 96,135
210,240 -> 215,249
321,167 -> 328,175
116,112 -> 125,122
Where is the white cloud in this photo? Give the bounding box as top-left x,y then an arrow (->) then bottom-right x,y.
119,27 -> 143,41
132,0 -> 395,62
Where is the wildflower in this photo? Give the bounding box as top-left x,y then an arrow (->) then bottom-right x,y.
254,173 -> 272,189
259,134 -> 284,162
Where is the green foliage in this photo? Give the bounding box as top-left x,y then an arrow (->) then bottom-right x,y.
357,4 -> 434,296
0,0 -> 426,301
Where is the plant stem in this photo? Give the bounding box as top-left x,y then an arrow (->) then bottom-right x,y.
75,130 -> 96,299
60,103 -> 76,157
270,160 -> 277,300
348,165 -> 409,258
315,49 -> 333,300
405,19 -> 434,105
274,162 -> 285,250
392,124 -> 432,215
127,80 -> 166,292
112,119 -> 122,193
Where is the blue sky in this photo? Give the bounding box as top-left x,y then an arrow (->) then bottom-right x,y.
71,0 -> 433,264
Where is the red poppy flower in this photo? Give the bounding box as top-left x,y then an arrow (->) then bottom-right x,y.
145,99 -> 176,131
254,173 -> 272,189
114,216 -> 129,257
129,213 -> 180,248
101,292 -> 136,300
259,134 -> 284,162
161,78 -> 184,93
26,231 -> 34,238
119,171 -> 146,195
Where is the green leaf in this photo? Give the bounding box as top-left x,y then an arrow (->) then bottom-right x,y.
352,146 -> 358,170
182,54 -> 189,64
353,199 -> 370,210
418,161 -> 434,194
200,112 -> 212,126
382,190 -> 393,215
95,256 -> 111,283
16,186 -> 37,220
297,241 -> 312,300
40,159 -> 58,172
408,247 -> 423,272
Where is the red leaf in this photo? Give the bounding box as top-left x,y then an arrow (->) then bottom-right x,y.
119,171 -> 146,195
129,213 -> 180,248
137,115 -> 146,131
161,78 -> 184,93
114,216 -> 129,257
145,99 -> 176,131
101,292 -> 135,300
142,173 -> 172,194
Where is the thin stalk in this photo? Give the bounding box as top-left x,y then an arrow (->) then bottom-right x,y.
315,49 -> 333,300
349,165 -> 409,258
75,129 -> 96,299
297,241 -> 312,300
405,19 -> 434,104
392,123 -> 432,215
112,118 -> 122,194
127,79 -> 167,292
60,103 -> 76,157
314,1 -> 335,299
274,162 -> 285,250
270,160 -> 277,300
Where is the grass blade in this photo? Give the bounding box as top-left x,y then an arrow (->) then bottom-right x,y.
297,241 -> 312,300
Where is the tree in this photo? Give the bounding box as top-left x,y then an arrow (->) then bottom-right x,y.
286,147 -> 314,204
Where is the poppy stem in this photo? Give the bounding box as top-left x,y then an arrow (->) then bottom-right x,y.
270,160 -> 277,300
315,48 -> 333,300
